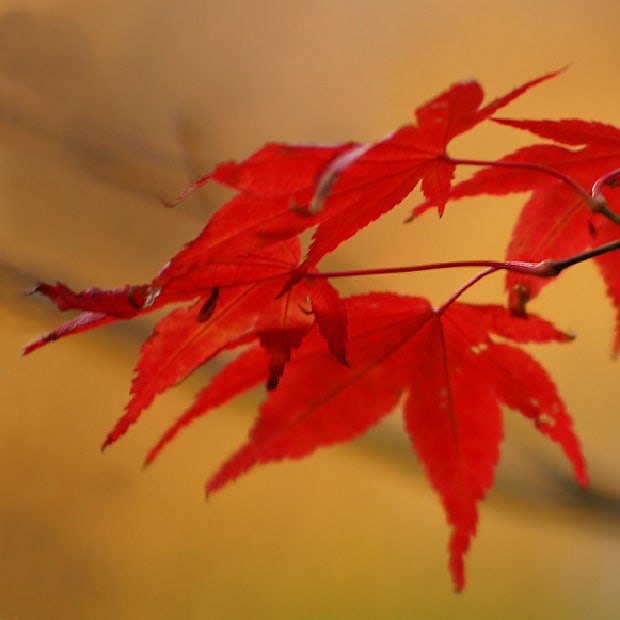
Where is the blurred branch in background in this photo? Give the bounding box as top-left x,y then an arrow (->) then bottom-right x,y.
0,77 -> 180,203
357,422 -> 620,533
0,10 -> 181,199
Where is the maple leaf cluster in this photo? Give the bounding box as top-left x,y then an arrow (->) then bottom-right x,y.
26,69 -> 620,590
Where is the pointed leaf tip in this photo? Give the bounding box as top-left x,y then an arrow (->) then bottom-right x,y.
310,279 -> 349,365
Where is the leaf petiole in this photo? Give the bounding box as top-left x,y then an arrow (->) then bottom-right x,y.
435,267 -> 498,315
591,168 -> 620,227
446,155 -> 596,210
448,155 -> 620,228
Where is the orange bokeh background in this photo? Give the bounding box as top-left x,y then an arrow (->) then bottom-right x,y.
1,1 -> 620,618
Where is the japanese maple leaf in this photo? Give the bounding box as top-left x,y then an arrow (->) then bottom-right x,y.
146,293 -> 585,590
25,237 -> 348,446
413,117 -> 620,348
293,70 -> 562,269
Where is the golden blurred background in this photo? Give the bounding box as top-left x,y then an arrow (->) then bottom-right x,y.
2,1 -> 620,618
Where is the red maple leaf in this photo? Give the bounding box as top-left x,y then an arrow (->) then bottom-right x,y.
146,293 -> 585,590
25,237 -> 348,446
295,70 -> 562,269
415,117 -> 620,348
492,119 -> 620,350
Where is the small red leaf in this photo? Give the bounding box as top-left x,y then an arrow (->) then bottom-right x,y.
203,294 -> 579,590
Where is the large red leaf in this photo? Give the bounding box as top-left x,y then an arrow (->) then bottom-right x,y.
297,71 -> 560,268
26,236 -> 349,449
148,293 -> 583,590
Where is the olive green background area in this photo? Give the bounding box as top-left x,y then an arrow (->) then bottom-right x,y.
2,1 -> 620,618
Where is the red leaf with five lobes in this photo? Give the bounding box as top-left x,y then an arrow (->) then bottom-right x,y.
26,230 -> 349,446
297,70 -> 561,269
192,293 -> 582,590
